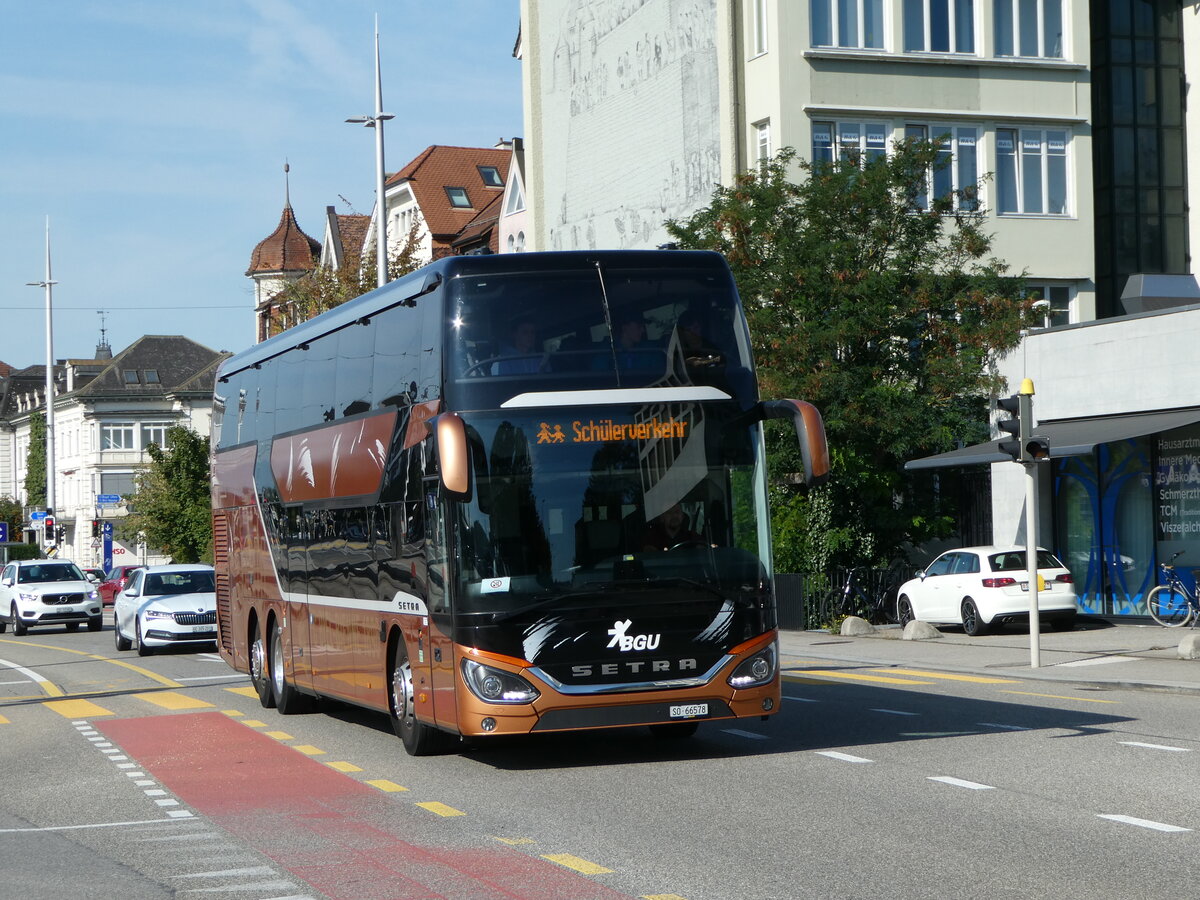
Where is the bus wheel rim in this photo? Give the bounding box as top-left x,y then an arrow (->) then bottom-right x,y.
392,661 -> 413,722
251,633 -> 266,684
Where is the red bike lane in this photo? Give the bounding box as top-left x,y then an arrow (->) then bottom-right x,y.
98,712 -> 632,900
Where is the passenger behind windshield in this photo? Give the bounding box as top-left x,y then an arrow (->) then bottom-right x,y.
642,503 -> 704,552
492,316 -> 546,375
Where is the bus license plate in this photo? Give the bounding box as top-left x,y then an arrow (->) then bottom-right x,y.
669,703 -> 708,719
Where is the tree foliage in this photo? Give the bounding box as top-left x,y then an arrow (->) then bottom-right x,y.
24,412 -> 46,509
127,426 -> 213,563
269,221 -> 425,333
666,142 -> 1036,569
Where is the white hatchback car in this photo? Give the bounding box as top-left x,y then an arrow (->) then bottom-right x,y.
896,546 -> 1078,636
0,559 -> 103,635
113,564 -> 217,656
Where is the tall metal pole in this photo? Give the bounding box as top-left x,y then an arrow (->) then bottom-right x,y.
26,217 -> 57,532
346,17 -> 394,289
1019,379 -> 1041,668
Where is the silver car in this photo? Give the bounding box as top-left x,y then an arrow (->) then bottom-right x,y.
113,564 -> 217,656
0,559 -> 103,635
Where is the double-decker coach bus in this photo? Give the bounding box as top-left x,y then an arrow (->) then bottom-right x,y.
211,250 -> 828,755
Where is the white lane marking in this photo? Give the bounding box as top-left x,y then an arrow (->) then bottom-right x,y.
1054,656 -> 1137,668
174,866 -> 278,879
783,696 -> 818,703
175,675 -> 248,682
0,678 -> 33,686
1098,814 -> 1191,833
871,708 -> 918,716
1119,741 -> 1191,753
144,789 -> 167,797
0,658 -> 54,688
165,810 -> 195,819
929,776 -> 995,790
978,722 -> 1032,731
723,729 -> 769,740
0,818 -> 195,833
154,799 -> 180,807
814,751 -> 872,764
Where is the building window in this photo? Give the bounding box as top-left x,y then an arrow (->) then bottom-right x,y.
123,370 -> 139,384
1026,284 -> 1071,326
477,166 -> 503,187
903,0 -> 975,52
811,0 -> 885,49
752,0 -> 768,55
504,180 -> 526,216
994,0 -> 1063,58
516,231 -> 525,252
143,369 -> 159,384
812,121 -> 888,166
101,422 -> 135,450
755,120 -> 772,163
445,187 -> 471,208
904,124 -> 980,210
100,472 -> 136,498
141,422 -> 171,449
996,127 -> 1069,215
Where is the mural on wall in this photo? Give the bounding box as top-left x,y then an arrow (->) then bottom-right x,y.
538,0 -> 720,251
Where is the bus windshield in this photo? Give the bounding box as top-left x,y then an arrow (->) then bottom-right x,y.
450,401 -> 772,619
444,260 -> 758,409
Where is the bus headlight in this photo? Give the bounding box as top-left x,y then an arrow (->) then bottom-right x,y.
727,642 -> 777,689
461,659 -> 540,704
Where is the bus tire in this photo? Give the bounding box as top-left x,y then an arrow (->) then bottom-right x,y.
250,618 -> 276,709
389,642 -> 439,756
270,623 -> 311,714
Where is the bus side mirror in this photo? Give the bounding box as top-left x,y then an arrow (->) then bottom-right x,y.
435,413 -> 473,502
761,399 -> 831,488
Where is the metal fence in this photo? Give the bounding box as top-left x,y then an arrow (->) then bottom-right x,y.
776,566 -> 906,631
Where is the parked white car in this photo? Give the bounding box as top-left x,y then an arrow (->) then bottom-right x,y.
896,546 -> 1078,636
113,564 -> 217,656
0,559 -> 102,635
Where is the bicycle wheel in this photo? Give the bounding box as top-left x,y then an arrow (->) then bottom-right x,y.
1146,585 -> 1194,627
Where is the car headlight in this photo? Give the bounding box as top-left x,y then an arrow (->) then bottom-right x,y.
87,590 -> 100,602
144,608 -> 174,619
461,659 -> 540,704
727,641 -> 777,689
17,592 -> 38,603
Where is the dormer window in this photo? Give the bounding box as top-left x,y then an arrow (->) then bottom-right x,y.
477,165 -> 503,187
123,370 -> 139,384
144,369 -> 160,384
445,187 -> 472,208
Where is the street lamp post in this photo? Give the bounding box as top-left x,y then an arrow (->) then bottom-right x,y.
26,217 -> 57,547
346,18 -> 395,289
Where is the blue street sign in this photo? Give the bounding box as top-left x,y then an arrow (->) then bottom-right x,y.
30,511 -> 46,522
97,494 -> 121,505
0,522 -> 7,543
102,521 -> 114,537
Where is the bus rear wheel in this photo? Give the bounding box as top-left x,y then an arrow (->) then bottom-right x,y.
389,643 -> 439,756
250,619 -> 275,709
270,623 -> 312,714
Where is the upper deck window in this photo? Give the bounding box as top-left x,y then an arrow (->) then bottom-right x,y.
445,187 -> 472,208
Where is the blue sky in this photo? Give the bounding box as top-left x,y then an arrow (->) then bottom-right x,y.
1,1 -> 523,368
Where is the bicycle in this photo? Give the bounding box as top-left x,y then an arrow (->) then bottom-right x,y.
1145,550 -> 1200,627
820,567 -> 895,625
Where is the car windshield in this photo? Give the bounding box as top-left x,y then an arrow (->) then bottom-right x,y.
145,571 -> 215,595
989,550 -> 1064,572
18,563 -> 85,584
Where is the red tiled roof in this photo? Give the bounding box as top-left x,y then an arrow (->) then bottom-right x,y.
386,145 -> 508,241
246,205 -> 321,276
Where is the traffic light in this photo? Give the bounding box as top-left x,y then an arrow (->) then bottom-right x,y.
995,394 -> 1024,462
57,524 -> 66,544
43,514 -> 56,540
91,519 -> 100,538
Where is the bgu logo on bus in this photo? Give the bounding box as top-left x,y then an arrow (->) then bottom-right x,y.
607,618 -> 661,652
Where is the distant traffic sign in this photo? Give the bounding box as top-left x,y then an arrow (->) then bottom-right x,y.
0,522 -> 7,542
30,511 -> 46,521
97,494 -> 121,505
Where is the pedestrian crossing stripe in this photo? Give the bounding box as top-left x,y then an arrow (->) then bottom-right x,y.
871,668 -> 1021,684
134,691 -> 216,710
44,698 -> 115,719
791,669 -> 936,685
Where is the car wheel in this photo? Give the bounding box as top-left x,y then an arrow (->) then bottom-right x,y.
0,613 -> 6,634
389,640 -> 440,756
270,623 -> 311,714
114,618 -> 132,651
11,604 -> 27,636
897,595 -> 915,629
961,598 -> 988,636
249,619 -> 275,709
87,615 -> 102,632
136,619 -> 153,656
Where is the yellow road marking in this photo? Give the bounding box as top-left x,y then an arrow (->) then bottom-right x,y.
793,669 -> 936,685
0,639 -> 180,687
417,801 -> 466,817
241,719 -> 267,728
782,675 -> 838,685
367,779 -> 408,793
0,714 -> 10,724
643,895 -> 689,900
221,709 -> 244,717
0,657 -> 64,697
872,668 -> 1020,684
134,691 -> 215,710
264,730 -> 293,741
225,686 -> 259,698
326,760 -> 362,773
1000,690 -> 1119,704
44,698 -> 115,718
542,853 -> 613,875
292,745 -> 325,756
492,836 -> 535,845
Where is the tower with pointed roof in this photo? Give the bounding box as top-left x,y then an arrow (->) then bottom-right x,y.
246,165 -> 321,343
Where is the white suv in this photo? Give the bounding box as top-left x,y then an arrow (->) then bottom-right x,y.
0,559 -> 103,635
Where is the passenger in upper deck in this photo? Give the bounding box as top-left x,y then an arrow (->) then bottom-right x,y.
596,310 -> 662,373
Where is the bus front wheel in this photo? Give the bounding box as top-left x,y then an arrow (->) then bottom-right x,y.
389,643 -> 439,756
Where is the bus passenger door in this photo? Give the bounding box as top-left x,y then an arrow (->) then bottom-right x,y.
425,483 -> 459,732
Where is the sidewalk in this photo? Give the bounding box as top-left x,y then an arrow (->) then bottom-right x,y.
778,617 -> 1200,695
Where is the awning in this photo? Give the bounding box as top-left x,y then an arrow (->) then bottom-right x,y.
905,407 -> 1200,470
